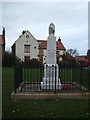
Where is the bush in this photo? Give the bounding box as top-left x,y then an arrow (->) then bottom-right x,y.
24,58 -> 43,67
2,51 -> 19,67
58,54 -> 76,66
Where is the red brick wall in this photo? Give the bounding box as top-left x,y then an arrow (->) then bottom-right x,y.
0,45 -> 5,59
87,49 -> 90,62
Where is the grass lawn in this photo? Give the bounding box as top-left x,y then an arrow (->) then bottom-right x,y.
2,67 -> 89,119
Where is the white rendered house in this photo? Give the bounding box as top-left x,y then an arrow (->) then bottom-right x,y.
12,30 -> 39,62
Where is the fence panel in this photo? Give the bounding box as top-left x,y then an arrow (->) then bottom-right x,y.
14,62 -> 88,93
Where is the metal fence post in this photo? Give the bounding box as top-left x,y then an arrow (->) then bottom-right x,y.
14,63 -> 23,93
14,64 -> 16,93
40,65 -> 42,82
52,65 -> 54,91
55,65 -> 56,93
20,63 -> 23,84
80,63 -> 83,88
88,66 -> 90,92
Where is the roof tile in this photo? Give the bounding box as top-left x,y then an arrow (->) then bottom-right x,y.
75,56 -> 87,61
0,35 -> 5,45
38,40 -> 66,50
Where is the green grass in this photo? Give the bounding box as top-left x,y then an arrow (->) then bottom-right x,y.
60,67 -> 88,89
72,68 -> 88,88
23,68 -> 41,82
59,68 -> 72,83
23,67 -> 73,83
2,67 -> 89,119
23,67 -> 88,88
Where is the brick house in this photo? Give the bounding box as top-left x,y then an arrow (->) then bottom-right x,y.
75,56 -> 87,65
87,49 -> 90,63
0,28 -> 5,59
84,49 -> 90,67
38,37 -> 66,64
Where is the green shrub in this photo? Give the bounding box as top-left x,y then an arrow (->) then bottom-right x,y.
2,51 -> 19,67
24,58 -> 43,67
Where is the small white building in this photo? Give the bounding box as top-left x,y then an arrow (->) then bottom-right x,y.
12,30 -> 66,64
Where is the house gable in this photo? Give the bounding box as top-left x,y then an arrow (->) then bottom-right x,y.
15,30 -> 38,45
15,30 -> 39,61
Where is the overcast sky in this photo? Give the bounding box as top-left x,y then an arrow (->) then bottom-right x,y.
2,2 -> 88,55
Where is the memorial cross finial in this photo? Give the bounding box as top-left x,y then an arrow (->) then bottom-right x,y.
49,23 -> 55,36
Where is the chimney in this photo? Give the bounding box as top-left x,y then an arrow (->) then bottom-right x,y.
58,37 -> 61,41
2,27 -> 5,38
22,30 -> 26,35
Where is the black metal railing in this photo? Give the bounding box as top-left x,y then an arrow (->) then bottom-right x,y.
14,62 -> 89,93
59,64 -> 88,92
14,63 -> 23,93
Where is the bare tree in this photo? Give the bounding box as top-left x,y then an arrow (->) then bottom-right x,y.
67,49 -> 79,57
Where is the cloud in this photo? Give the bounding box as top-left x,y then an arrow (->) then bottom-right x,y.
2,2 -> 88,55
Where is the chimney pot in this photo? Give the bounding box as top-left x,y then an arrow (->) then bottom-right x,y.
58,37 -> 61,41
2,28 -> 5,38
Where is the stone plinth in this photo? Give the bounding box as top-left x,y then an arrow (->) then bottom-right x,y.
41,64 -> 62,90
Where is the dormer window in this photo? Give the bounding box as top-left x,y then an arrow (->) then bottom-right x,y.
56,44 -> 58,48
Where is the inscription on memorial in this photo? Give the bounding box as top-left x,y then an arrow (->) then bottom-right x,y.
48,50 -> 55,58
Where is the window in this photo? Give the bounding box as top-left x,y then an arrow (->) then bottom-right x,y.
56,51 -> 59,54
24,45 -> 30,53
39,49 -> 43,54
26,35 -> 29,38
56,44 -> 58,48
24,56 -> 30,62
34,46 -> 36,49
57,57 -> 59,64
